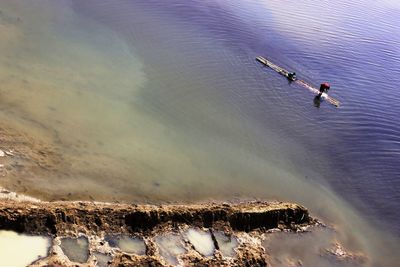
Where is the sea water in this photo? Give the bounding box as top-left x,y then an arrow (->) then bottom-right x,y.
0,0 -> 399,265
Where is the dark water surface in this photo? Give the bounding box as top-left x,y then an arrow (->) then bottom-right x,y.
0,0 -> 399,265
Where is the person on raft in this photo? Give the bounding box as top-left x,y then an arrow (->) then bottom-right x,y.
287,72 -> 296,81
316,82 -> 330,99
314,82 -> 330,107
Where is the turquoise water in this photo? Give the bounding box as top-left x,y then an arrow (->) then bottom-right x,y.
0,0 -> 399,265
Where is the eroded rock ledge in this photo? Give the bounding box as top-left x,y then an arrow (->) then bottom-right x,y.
0,200 -> 310,236
0,199 -> 316,266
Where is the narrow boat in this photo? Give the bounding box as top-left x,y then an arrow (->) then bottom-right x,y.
256,56 -> 340,107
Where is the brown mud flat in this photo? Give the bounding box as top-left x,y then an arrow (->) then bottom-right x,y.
0,197 -> 366,266
0,122 -> 69,200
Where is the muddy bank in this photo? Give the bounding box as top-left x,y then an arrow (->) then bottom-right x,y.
0,198 -> 311,266
0,199 -> 309,236
0,196 -> 367,266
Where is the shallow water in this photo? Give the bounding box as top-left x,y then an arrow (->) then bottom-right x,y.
60,236 -> 89,263
0,230 -> 50,267
263,228 -> 350,267
214,232 -> 238,258
93,252 -> 112,267
0,0 -> 399,265
185,228 -> 215,257
105,235 -> 146,255
155,233 -> 186,265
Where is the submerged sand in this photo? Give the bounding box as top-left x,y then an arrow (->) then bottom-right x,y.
0,117 -> 392,267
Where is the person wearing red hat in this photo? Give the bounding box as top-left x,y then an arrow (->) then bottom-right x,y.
317,82 -> 330,98
320,82 -> 330,93
314,82 -> 331,107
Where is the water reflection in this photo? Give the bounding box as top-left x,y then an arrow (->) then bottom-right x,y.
185,228 -> 215,257
155,233 -> 186,265
60,236 -> 89,263
214,232 -> 238,258
105,235 -> 146,255
0,230 -> 50,267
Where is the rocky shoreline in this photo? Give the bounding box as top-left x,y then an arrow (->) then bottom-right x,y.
0,196 -> 314,266
0,198 -> 310,235
0,190 -> 367,267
